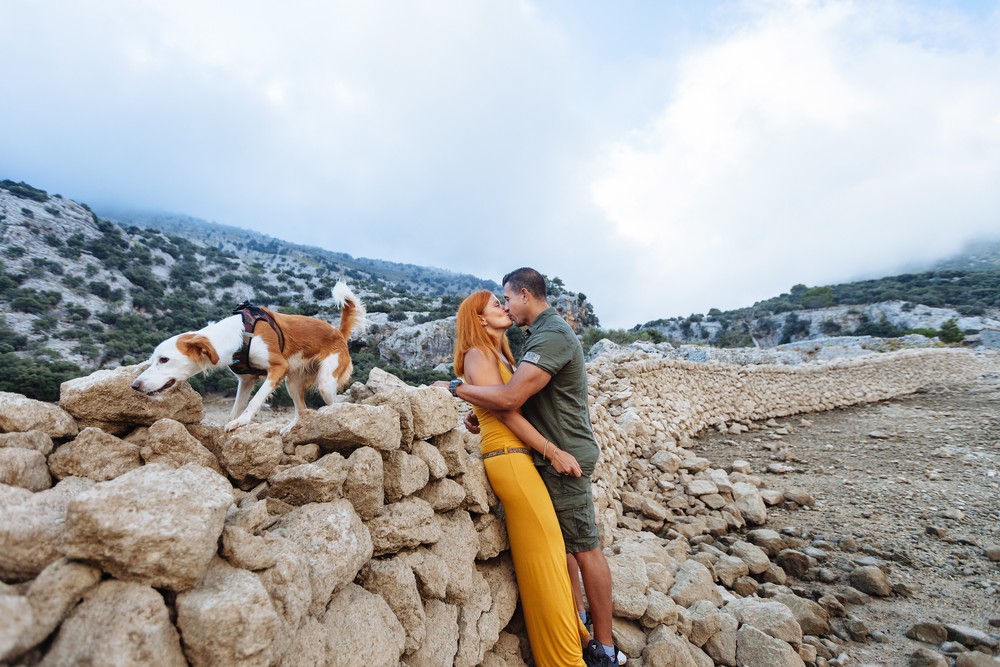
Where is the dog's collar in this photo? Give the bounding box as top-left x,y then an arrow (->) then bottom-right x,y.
229,302 -> 285,376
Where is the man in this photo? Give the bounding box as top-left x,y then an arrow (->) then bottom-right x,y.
444,267 -> 619,666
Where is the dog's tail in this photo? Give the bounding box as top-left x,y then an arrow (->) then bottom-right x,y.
332,281 -> 366,339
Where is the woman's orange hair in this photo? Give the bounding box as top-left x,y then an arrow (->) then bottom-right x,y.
453,290 -> 515,378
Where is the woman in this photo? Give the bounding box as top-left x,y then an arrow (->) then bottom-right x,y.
452,290 -> 590,667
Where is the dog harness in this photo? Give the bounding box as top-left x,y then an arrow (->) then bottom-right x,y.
229,302 -> 286,376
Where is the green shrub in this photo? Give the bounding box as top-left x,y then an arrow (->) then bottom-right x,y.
938,318 -> 964,343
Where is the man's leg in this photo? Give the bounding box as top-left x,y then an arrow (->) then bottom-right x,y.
567,553 -> 586,622
573,546 -> 613,648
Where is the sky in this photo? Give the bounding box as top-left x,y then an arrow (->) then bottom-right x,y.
2,0 -> 999,329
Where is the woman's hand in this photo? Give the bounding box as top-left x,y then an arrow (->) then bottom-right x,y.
464,411 -> 480,434
548,445 -> 582,477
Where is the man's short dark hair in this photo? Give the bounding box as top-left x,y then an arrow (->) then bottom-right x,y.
502,267 -> 547,299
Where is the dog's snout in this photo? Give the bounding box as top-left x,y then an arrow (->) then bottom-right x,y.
130,379 -> 143,392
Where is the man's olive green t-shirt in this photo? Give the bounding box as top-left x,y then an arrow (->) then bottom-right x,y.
520,308 -> 600,475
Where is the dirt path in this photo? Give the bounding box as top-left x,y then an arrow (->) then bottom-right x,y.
691,371 -> 1000,665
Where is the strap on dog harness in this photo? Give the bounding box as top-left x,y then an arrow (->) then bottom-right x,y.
229,301 -> 286,376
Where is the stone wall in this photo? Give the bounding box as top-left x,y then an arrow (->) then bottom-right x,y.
584,347 -> 997,537
1,348 -> 997,666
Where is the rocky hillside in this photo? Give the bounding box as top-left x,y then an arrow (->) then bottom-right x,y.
640,248 -> 1000,348
0,180 -> 597,400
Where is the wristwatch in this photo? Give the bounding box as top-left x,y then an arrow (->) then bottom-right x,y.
449,378 -> 464,397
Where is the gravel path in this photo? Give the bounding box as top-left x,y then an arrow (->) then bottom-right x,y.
691,371 -> 1000,665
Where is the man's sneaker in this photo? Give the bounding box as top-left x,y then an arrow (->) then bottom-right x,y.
614,645 -> 627,665
582,640 -> 614,667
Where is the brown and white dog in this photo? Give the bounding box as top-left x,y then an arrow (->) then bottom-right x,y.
131,281 -> 365,433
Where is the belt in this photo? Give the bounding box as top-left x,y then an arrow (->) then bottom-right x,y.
482,447 -> 532,459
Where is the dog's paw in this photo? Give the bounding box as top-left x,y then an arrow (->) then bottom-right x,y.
279,420 -> 299,436
224,417 -> 250,432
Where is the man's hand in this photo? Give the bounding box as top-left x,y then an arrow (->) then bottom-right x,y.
549,446 -> 582,477
432,380 -> 450,391
464,411 -> 480,434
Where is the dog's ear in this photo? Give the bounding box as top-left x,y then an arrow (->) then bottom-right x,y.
177,334 -> 220,366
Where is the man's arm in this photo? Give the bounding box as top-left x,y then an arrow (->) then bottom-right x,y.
455,362 -> 551,411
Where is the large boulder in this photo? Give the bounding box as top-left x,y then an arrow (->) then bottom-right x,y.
367,497 -> 441,557
138,418 -> 223,473
0,448 -> 51,491
38,580 -> 187,667
282,403 -> 403,452
0,430 -> 54,455
407,386 -> 458,440
216,423 -> 284,487
0,477 -> 94,582
265,453 -> 350,506
269,500 -> 374,617
59,364 -> 203,431
176,557 -> 281,667
0,391 -> 77,439
359,558 -> 426,653
48,427 -> 142,482
62,464 -> 232,592
2,558 -> 102,662
321,583 -> 406,667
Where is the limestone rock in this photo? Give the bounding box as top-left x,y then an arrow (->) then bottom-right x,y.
412,438 -> 450,480
735,624 -> 805,667
407,386 -> 458,440
0,391 -> 78,438
270,499 -> 373,617
2,558 -> 102,661
431,429 -> 468,477
773,593 -> 830,636
0,447 -> 50,491
140,418 -> 222,473
428,510 -> 480,603
725,597 -> 803,648
476,555 -> 519,652
62,464 -> 232,592
0,430 -> 54,455
473,513 -> 509,560
849,565 -> 893,597
39,580 -> 187,667
670,559 -> 723,608
458,453 -> 496,514
282,403 -> 403,452
321,582 -> 406,667
217,423 -> 284,488
0,477 -> 94,582
703,609 -> 739,666
367,496 -> 441,557
363,386 -> 415,448
359,558 -> 426,653
265,453 -> 349,506
48,427 -> 142,482
730,539 -> 771,575
688,599 -> 723,647
59,364 -> 203,429
643,625 -> 700,667
254,535 -> 312,659
415,477 -> 467,511
0,593 -> 32,660
276,617 -> 326,667
176,557 -> 281,667
407,598 -> 459,667
608,552 -> 650,619
384,449 -> 431,502
343,446 -> 384,520
732,481 -> 768,525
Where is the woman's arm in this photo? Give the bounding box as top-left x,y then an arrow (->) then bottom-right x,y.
463,349 -> 581,477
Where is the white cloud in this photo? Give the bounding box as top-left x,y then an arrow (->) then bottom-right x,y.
592,0 -> 1000,325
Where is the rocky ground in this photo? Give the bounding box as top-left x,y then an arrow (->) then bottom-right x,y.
691,371 -> 1000,665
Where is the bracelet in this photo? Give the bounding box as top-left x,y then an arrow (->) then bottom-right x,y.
542,441 -> 549,460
